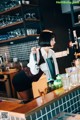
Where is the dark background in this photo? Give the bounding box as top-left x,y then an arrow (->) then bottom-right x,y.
32,0 -> 73,73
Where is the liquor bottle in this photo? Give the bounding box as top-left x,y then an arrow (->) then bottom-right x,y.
68,29 -> 73,47
73,30 -> 78,50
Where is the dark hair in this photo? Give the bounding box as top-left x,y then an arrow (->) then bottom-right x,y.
38,30 -> 55,47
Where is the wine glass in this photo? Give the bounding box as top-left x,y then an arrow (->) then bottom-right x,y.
31,13 -> 36,19
24,13 -> 31,19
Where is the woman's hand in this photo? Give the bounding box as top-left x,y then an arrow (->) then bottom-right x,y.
31,47 -> 40,53
31,47 -> 37,54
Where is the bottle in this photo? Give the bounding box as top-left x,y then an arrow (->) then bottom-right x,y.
68,29 -> 72,41
73,30 -> 78,50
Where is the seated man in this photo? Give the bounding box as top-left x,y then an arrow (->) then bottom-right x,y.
12,62 -> 43,103
12,70 -> 33,102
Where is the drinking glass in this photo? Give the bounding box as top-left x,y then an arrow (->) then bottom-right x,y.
77,67 -> 80,84
61,73 -> 70,91
65,67 -> 78,87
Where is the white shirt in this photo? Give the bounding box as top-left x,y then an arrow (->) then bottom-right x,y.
28,48 -> 59,80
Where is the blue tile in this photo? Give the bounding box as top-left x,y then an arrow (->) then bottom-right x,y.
62,97 -> 65,103
52,110 -> 56,117
76,96 -> 79,101
43,115 -> 47,120
60,105 -> 63,111
38,118 -> 43,120
64,103 -> 67,109
56,108 -> 59,114
59,99 -> 62,105
67,101 -> 70,107
74,103 -> 78,109
66,95 -> 69,101
47,112 -> 52,120
73,91 -> 76,96
42,107 -> 46,115
71,105 -> 75,111
71,99 -> 74,104
69,93 -> 72,99
55,101 -> 58,107
51,103 -> 55,109
26,116 -> 30,120
37,111 -> 41,118
75,97 -> 77,102
68,107 -> 71,112
32,113 -> 36,120
46,105 -> 50,112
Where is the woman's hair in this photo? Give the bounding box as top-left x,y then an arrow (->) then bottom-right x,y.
38,29 -> 55,47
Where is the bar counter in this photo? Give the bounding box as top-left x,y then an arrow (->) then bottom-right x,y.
0,85 -> 80,120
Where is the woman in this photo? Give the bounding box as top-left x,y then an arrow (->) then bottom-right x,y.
28,29 -> 59,81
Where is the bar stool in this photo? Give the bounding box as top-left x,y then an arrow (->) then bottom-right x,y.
0,76 -> 11,97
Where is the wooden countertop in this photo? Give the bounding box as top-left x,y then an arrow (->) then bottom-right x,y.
0,85 -> 80,117
0,101 -> 23,111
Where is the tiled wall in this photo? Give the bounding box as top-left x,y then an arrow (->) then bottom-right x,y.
0,40 -> 38,61
0,88 -> 80,120
26,89 -> 80,120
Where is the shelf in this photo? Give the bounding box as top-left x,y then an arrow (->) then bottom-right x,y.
0,19 -> 40,30
0,36 -> 26,44
0,5 -> 21,15
0,4 -> 38,15
25,19 -> 40,22
0,20 -> 23,30
0,34 -> 40,44
27,34 -> 40,37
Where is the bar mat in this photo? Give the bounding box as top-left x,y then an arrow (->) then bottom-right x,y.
51,112 -> 80,120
